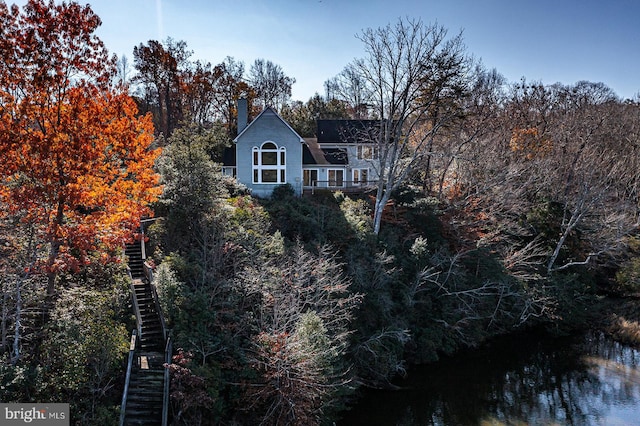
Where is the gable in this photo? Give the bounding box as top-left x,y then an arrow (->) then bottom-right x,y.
234,107 -> 304,144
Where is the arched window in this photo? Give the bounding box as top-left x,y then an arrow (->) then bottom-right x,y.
252,141 -> 286,184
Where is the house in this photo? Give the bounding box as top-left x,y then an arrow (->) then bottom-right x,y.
222,99 -> 380,197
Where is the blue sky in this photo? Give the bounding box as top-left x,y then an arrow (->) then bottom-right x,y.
12,0 -> 640,100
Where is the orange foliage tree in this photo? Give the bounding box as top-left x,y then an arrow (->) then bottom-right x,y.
0,0 -> 161,296
509,127 -> 553,159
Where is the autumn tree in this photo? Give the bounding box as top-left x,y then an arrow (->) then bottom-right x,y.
329,18 -> 472,234
417,65 -> 507,197
0,0 -> 162,302
211,56 -> 256,137
133,37 -> 192,136
181,59 -> 219,126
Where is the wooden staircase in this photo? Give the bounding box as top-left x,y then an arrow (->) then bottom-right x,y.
121,241 -> 170,426
124,351 -> 165,425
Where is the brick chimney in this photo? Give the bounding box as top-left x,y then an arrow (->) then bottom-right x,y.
237,98 -> 248,135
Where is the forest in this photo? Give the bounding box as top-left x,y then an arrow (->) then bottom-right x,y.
1,1 -> 639,425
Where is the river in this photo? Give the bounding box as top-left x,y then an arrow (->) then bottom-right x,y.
339,330 -> 640,425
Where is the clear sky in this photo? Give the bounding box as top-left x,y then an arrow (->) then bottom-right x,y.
11,0 -> 640,101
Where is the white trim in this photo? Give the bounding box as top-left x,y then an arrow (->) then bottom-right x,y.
352,167 -> 369,185
234,106 -> 305,143
357,145 -> 379,160
302,168 -> 320,187
252,141 -> 286,184
327,168 -> 345,187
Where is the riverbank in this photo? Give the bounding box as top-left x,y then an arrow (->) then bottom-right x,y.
596,295 -> 640,347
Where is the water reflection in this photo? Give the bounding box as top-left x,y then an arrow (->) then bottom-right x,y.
339,331 -> 640,425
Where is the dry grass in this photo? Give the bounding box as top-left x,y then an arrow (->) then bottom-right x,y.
596,296 -> 640,347
608,315 -> 640,347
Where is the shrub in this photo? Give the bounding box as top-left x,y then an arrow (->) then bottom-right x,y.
271,183 -> 296,200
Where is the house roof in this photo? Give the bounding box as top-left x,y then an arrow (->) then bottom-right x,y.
233,106 -> 305,143
303,138 -> 348,165
323,148 -> 348,165
303,138 -> 327,165
317,119 -> 381,144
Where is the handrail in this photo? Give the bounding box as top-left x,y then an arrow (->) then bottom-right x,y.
306,179 -> 378,194
138,222 -> 146,262
148,269 -> 168,342
128,276 -> 143,339
162,336 -> 172,426
119,329 -> 137,426
139,217 -> 161,261
143,261 -> 154,284
140,223 -> 168,341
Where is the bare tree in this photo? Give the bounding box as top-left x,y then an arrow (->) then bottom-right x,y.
324,63 -> 374,119
115,54 -> 131,87
243,243 -> 361,425
249,59 -> 295,112
332,18 -> 473,234
453,80 -> 640,279
542,85 -> 639,273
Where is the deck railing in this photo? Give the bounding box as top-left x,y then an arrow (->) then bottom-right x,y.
304,180 -> 378,194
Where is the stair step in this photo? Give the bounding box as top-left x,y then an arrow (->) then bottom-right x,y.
127,393 -> 163,400
128,379 -> 164,386
141,324 -> 161,329
141,334 -> 163,339
131,378 -> 164,384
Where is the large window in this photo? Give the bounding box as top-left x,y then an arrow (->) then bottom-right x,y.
253,142 -> 286,184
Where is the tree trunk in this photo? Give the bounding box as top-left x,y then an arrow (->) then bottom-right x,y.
46,199 -> 66,298
11,276 -> 22,365
1,278 -> 8,353
372,184 -> 392,235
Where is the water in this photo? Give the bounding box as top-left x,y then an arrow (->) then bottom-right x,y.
339,331 -> 640,425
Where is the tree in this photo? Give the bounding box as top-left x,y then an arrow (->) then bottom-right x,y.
329,18 -> 472,234
133,38 -> 192,137
243,243 -> 361,425
450,80 -> 640,284
211,57 -> 256,137
538,82 -> 639,273
181,60 -> 218,126
281,94 -> 349,137
249,58 -> 295,112
325,63 -> 373,119
115,54 -> 132,87
0,0 -> 162,299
